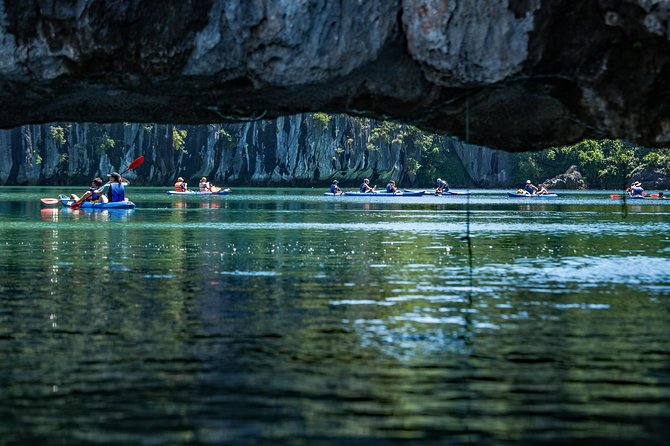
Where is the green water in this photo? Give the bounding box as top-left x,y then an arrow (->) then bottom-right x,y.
1,187 -> 669,445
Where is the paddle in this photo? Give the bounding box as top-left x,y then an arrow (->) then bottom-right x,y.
70,156 -> 144,209
40,198 -> 60,205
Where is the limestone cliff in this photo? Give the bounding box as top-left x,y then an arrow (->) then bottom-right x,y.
0,117 -> 504,187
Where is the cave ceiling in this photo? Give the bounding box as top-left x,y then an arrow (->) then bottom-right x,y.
1,0 -> 669,151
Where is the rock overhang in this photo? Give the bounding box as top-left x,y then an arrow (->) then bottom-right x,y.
1,0 -> 669,151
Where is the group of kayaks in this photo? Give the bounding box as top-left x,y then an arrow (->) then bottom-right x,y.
325,189 -> 472,197
44,187 -> 667,211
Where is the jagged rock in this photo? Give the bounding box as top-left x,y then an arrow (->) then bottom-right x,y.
630,170 -> 670,189
1,1 -> 670,150
541,165 -> 587,190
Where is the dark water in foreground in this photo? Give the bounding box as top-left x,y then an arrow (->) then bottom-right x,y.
1,187 -> 669,445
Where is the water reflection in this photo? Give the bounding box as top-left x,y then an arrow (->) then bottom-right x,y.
1,188 -> 670,444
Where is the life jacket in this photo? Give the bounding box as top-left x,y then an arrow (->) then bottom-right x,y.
631,186 -> 644,195
360,183 -> 367,193
175,181 -> 187,191
330,184 -> 339,193
109,182 -> 125,202
87,187 -> 101,202
386,184 -> 396,193
524,184 -> 534,194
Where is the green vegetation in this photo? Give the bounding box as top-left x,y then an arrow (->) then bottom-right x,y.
172,127 -> 188,153
313,112 -> 331,130
512,139 -> 670,188
95,132 -> 116,156
49,126 -> 67,146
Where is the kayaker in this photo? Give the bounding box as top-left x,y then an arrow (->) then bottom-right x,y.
359,178 -> 375,193
107,172 -> 128,202
199,177 -> 212,192
330,180 -> 342,194
435,178 -> 450,194
174,177 -> 188,192
386,180 -> 398,193
630,181 -> 644,196
70,177 -> 108,205
524,180 -> 539,195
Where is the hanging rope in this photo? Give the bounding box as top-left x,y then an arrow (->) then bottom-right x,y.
463,91 -> 474,299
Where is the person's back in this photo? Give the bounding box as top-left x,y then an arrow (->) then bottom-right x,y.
107,172 -> 126,202
441,179 -> 449,192
175,177 -> 187,191
524,180 -> 536,194
109,182 -> 125,202
199,177 -> 211,192
631,182 -> 644,195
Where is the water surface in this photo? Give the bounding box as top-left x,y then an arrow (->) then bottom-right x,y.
1,187 -> 669,445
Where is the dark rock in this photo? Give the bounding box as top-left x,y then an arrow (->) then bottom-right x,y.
1,1 -> 670,150
630,170 -> 670,190
541,165 -> 587,190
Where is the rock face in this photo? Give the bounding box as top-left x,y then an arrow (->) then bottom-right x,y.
1,1 -> 670,150
630,170 -> 670,189
0,117 -> 502,187
541,165 -> 587,190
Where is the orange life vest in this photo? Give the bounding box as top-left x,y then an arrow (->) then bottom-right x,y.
175,181 -> 187,191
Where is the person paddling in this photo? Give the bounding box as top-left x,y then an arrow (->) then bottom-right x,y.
107,172 -> 128,202
386,180 -> 398,193
199,177 -> 221,192
330,180 -> 342,194
70,177 -> 108,206
359,178 -> 375,193
174,177 -> 188,192
523,180 -> 539,195
630,181 -> 644,196
435,177 -> 450,195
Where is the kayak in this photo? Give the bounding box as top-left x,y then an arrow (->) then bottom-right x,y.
59,195 -> 135,209
610,193 -> 665,200
343,191 -> 424,197
167,189 -> 231,195
507,192 -> 559,198
403,189 -> 471,196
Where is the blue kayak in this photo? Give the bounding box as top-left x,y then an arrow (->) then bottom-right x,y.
404,189 -> 471,196
59,195 -> 136,209
167,189 -> 231,195
507,192 -> 558,198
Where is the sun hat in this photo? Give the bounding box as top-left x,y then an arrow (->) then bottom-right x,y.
332,179 -> 338,183
526,180 -> 531,184
177,177 -> 184,182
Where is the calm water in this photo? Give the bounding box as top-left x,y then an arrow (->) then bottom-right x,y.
1,186 -> 669,445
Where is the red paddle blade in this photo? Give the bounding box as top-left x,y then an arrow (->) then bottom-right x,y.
127,156 -> 144,171
40,198 -> 60,205
69,202 -> 82,209
609,194 -> 621,199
